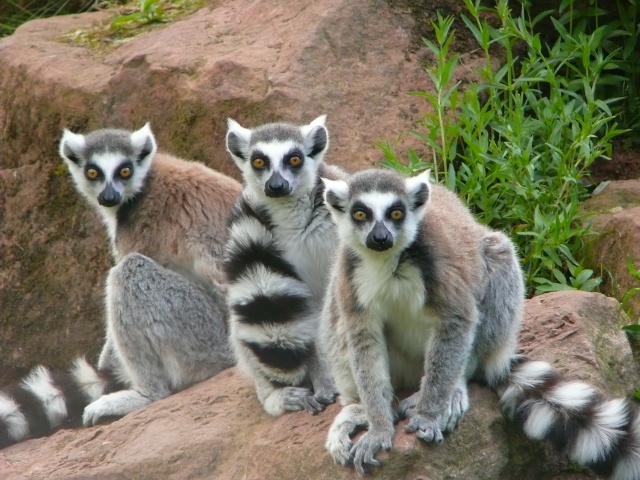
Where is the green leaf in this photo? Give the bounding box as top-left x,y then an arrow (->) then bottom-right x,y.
622,287 -> 640,306
140,0 -> 159,13
111,12 -> 142,28
574,268 -> 594,286
552,268 -> 567,284
580,277 -> 602,292
445,163 -> 457,191
534,282 -> 575,294
543,246 -> 563,268
461,14 -> 482,46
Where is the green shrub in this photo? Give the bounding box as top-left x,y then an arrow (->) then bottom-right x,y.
556,0 -> 639,143
381,0 -> 628,295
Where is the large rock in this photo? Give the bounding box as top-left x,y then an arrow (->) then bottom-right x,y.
582,179 -> 640,322
0,0 -> 495,383
0,291 -> 635,479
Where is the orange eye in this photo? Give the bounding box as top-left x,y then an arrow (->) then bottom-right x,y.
289,156 -> 302,167
252,158 -> 266,169
86,168 -> 99,180
352,210 -> 367,221
119,167 -> 132,178
390,209 -> 404,220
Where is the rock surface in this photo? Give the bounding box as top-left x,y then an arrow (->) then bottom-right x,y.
1,291 -> 636,479
582,179 -> 640,322
0,0 -> 493,383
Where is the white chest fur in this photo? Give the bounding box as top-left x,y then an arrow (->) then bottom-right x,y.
353,254 -> 440,386
353,254 -> 426,319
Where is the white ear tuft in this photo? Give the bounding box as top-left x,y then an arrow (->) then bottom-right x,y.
310,114 -> 327,128
59,129 -> 86,165
406,168 -> 431,188
226,118 -> 252,167
130,123 -> 157,162
405,169 -> 431,211
322,177 -> 348,214
301,115 -> 329,160
226,118 -> 252,144
301,114 -> 327,138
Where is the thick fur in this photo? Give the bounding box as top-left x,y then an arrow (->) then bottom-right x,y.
0,359 -> 119,449
0,125 -> 241,448
223,116 -> 342,416
320,168 -> 640,479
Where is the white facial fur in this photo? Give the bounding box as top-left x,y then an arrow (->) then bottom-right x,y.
322,170 -> 431,257
250,139 -> 318,201
59,123 -> 158,242
225,116 -> 329,201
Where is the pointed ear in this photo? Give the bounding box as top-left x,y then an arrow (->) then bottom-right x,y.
130,123 -> 157,164
226,118 -> 252,168
59,129 -> 86,165
322,177 -> 348,214
301,115 -> 329,159
405,169 -> 431,212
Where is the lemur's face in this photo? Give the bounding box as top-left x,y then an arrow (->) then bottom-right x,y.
226,116 -> 329,200
59,124 -> 157,209
323,170 -> 431,255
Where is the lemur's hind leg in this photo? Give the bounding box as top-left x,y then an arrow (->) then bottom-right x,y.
474,231 -> 524,388
83,253 -> 233,426
307,344 -> 338,406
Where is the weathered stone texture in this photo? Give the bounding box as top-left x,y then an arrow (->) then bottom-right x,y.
582,180 -> 640,322
1,291 -> 635,479
0,0 -> 455,383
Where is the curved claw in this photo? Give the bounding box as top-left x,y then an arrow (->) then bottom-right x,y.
83,398 -> 108,426
349,429 -> 393,476
404,415 -> 444,443
281,387 -> 328,415
442,387 -> 468,432
327,433 -> 352,466
314,387 -> 338,407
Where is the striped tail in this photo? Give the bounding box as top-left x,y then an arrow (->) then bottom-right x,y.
500,358 -> 640,480
0,357 -> 119,449
223,196 -> 316,386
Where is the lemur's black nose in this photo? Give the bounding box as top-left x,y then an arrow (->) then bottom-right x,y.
265,172 -> 291,198
98,183 -> 122,207
373,232 -> 389,243
366,221 -> 393,251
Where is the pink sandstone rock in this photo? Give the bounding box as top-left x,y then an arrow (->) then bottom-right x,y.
0,0 -> 489,383
582,179 -> 640,322
1,291 -> 634,479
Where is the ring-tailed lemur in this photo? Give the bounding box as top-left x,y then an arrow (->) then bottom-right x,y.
320,168 -> 640,479
223,115 -> 343,417
0,124 -> 241,449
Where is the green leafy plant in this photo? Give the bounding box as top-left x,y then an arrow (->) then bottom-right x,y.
382,0 -> 628,295
110,0 -> 164,30
557,0 -> 640,142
